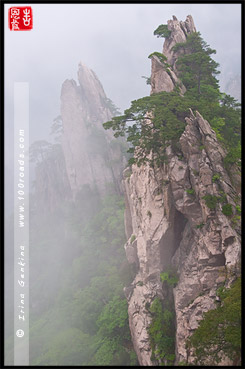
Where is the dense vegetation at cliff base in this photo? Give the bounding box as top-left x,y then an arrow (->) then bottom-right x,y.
5,185 -> 138,366
103,32 -> 241,169
147,269 -> 178,366
187,277 -> 241,365
103,26 -> 241,366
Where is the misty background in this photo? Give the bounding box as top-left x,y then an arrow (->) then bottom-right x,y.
5,3 -> 241,141
4,3 -> 241,215
4,3 -> 241,366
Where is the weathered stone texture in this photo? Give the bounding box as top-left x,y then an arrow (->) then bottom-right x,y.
123,16 -> 241,366
61,63 -> 125,196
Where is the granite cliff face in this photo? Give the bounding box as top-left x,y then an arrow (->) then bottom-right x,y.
34,63 -> 125,210
162,15 -> 196,69
61,62 -> 125,197
123,16 -> 241,366
31,15 -> 240,365
150,15 -> 195,95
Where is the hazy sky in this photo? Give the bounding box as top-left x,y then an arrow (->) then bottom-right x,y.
5,3 -> 241,145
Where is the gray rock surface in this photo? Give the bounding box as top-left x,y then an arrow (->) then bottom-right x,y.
124,109 -> 241,365
163,15 -> 196,70
123,15 -> 241,366
61,63 -> 125,196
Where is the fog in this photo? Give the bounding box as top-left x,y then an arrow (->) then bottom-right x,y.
4,3 -> 241,366
5,3 -> 241,143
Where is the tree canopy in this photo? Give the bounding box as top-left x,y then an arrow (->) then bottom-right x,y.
173,32 -> 220,97
187,277 -> 241,365
103,31 -> 241,169
153,24 -> 171,38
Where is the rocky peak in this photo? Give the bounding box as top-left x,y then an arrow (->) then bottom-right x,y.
61,63 -> 125,196
77,62 -> 113,122
123,108 -> 241,365
33,63 -> 125,212
150,15 -> 196,95
123,15 -> 241,366
163,15 -> 196,67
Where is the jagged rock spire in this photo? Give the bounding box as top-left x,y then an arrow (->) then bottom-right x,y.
150,15 -> 196,95
163,15 -> 196,66
151,15 -> 196,93
123,15 -> 240,366
60,63 -> 125,196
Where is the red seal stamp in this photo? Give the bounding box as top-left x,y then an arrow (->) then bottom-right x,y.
8,7 -> 33,31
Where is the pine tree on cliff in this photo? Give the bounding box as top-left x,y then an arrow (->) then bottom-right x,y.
103,31 -> 240,169
172,31 -> 220,97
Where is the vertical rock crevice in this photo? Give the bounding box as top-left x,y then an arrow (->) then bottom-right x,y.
159,207 -> 187,270
123,15 -> 241,366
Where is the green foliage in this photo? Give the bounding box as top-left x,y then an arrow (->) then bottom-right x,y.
196,222 -> 204,229
96,296 -> 129,340
27,188 -> 137,366
175,33 -> 241,163
103,29 -> 240,170
219,94 -> 241,153
222,203 -> 233,216
90,335 -> 135,366
178,360 -> 191,366
202,194 -> 218,210
212,173 -> 221,182
103,97 -> 121,116
32,328 -> 93,365
129,350 -> 138,365
188,277 -> 241,365
217,191 -> 227,204
172,32 -> 220,97
103,90 -> 189,167
148,52 -> 167,61
160,272 -> 169,282
235,205 -> 241,215
130,234 -> 136,243
216,285 -> 226,300
210,117 -> 225,142
148,52 -> 169,67
186,188 -> 195,195
160,268 -> 178,287
137,281 -> 143,286
148,297 -> 175,365
124,168 -> 132,178
142,75 -> 151,85
91,338 -> 118,365
153,24 -> 171,38
231,215 -> 241,228
224,144 -> 241,169
145,301 -> 151,310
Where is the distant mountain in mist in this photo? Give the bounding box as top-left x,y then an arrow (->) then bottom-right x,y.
219,72 -> 241,102
224,74 -> 241,102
